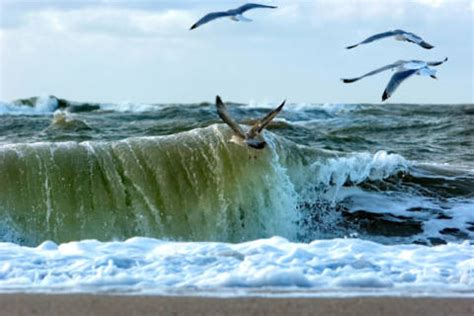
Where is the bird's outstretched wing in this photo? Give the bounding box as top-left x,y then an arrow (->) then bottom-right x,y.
341,61 -> 404,83
190,11 -> 231,30
215,96 -> 246,138
345,30 -> 403,49
427,57 -> 448,66
382,68 -> 418,101
247,100 -> 286,138
237,3 -> 278,13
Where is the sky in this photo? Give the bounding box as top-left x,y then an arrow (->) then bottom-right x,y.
0,0 -> 472,104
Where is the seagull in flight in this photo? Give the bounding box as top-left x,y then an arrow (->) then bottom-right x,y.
346,29 -> 434,50
215,96 -> 285,149
341,58 -> 448,101
190,3 -> 277,30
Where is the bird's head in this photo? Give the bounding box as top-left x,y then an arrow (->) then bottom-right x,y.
245,138 -> 266,150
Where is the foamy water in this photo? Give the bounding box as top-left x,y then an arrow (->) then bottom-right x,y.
0,237 -> 472,296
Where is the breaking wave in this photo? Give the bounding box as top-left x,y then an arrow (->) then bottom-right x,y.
0,124 -> 426,245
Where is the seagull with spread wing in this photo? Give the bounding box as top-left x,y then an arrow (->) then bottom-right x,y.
190,3 -> 277,30
346,29 -> 434,50
341,58 -> 448,101
215,96 -> 285,149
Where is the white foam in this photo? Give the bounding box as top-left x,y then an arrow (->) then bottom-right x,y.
0,96 -> 58,115
0,237 -> 472,295
314,151 -> 409,186
246,101 -> 361,114
99,102 -> 160,112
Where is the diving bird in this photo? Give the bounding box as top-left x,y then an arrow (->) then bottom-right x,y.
341,58 -> 448,101
215,95 -> 285,149
346,29 -> 434,50
190,3 -> 277,30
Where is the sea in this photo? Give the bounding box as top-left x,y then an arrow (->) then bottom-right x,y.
0,95 -> 472,296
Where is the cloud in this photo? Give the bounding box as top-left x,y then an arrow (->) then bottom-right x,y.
275,0 -> 470,21
22,8 -> 193,38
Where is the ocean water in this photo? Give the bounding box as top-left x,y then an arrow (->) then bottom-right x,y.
0,96 -> 472,296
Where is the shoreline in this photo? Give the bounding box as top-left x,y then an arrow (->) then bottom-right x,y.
1,293 -> 473,316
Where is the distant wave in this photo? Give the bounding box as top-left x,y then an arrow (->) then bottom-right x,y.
0,96 -> 160,114
2,96 -> 472,117
0,96 -> 59,115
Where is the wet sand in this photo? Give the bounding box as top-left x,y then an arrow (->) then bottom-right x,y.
0,294 -> 473,316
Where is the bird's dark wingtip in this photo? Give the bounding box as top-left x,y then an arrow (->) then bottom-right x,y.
190,24 -> 197,30
420,41 -> 434,49
382,90 -> 389,102
341,78 -> 357,83
345,44 -> 357,49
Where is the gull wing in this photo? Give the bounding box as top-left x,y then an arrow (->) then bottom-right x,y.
341,61 -> 404,83
345,30 -> 403,49
215,96 -> 246,138
427,57 -> 448,67
237,3 -> 278,13
190,11 -> 231,30
382,68 -> 418,101
247,100 -> 286,138
404,32 -> 434,49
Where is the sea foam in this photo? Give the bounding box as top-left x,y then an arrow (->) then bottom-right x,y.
0,237 -> 472,296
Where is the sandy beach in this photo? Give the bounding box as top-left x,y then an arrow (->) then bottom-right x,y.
0,294 -> 473,316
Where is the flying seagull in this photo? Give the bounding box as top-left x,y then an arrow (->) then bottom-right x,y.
190,3 -> 277,30
346,29 -> 434,50
341,58 -> 448,101
215,95 -> 285,149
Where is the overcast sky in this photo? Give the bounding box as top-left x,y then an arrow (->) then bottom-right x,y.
0,0 -> 472,104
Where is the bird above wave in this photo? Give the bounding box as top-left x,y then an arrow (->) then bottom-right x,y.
346,29 -> 434,50
215,95 -> 285,149
190,3 -> 277,30
341,58 -> 448,101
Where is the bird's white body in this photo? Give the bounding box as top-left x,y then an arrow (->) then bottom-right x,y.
401,61 -> 427,70
230,134 -> 246,146
395,34 -> 406,41
230,14 -> 252,22
417,67 -> 437,77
